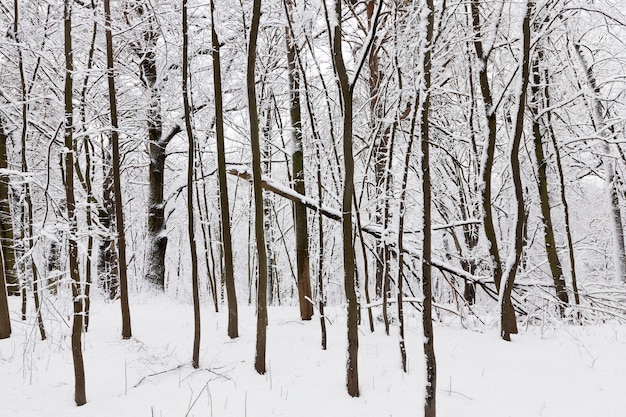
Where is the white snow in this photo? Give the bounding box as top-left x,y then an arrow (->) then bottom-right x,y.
1,295 -> 625,417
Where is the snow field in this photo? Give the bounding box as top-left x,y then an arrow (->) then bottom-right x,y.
1,295 -> 625,417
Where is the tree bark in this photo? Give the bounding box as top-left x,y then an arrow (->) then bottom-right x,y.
0,243 -> 10,339
210,0 -> 238,337
285,0 -> 313,320
470,0 -> 503,290
330,0 -> 359,397
422,0 -> 437,414
530,55 -> 569,316
182,0 -> 201,369
500,1 -> 532,341
247,0 -> 268,375
572,41 -> 626,284
63,0 -> 86,405
0,117 -> 18,297
104,0 -> 132,340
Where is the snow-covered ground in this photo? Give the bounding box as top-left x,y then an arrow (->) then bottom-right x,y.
2,295 -> 625,417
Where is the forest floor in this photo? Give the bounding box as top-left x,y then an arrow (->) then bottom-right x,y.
1,293 -> 625,417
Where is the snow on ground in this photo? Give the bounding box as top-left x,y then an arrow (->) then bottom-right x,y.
1,294 -> 625,417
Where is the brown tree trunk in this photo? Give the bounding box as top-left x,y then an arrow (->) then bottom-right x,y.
500,1 -> 532,341
0,243 -> 10,339
530,55 -> 569,316
285,0 -> 313,320
182,0 -> 201,369
246,0 -> 268,375
211,0 -> 238,337
330,0 -> 359,397
63,0 -> 86,405
422,0 -> 437,414
0,117 -> 18,297
104,0 -> 132,340
470,0 -> 503,291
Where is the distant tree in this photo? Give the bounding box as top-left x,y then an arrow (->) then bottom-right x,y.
572,38 -> 626,284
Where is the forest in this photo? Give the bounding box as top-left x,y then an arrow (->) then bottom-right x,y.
1,0 -> 626,416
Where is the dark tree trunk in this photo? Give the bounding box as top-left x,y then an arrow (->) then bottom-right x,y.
63,0 -> 86,405
211,0 -> 238,337
0,244 -> 10,339
0,117 -> 18,297
470,0 -> 503,292
422,0 -> 437,414
331,0 -> 359,397
182,0 -> 201,369
501,1 -> 532,341
104,0 -> 132,340
285,0 -> 313,320
98,150 -> 118,300
247,0 -> 269,375
530,55 -> 569,316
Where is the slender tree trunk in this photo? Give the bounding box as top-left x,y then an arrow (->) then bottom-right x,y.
545,75 -> 581,308
104,0 -> 132,340
182,0 -> 201,369
422,0 -> 437,414
63,0 -> 86,405
15,0 -> 46,341
530,55 -> 568,316
500,1 -> 532,341
0,117 -> 17,297
330,0 -> 359,397
316,143 -> 327,349
78,13 -> 99,331
470,0 -> 503,291
211,0 -> 239,322
572,41 -> 626,284
285,0 -> 313,320
0,243 -> 10,339
248,0 -> 268,375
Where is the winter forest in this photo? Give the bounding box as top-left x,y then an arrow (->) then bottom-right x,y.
1,0 -> 626,415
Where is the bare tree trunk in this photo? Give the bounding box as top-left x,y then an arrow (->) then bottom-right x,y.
14,0 -> 46,341
500,1 -> 532,341
0,243 -> 10,339
63,0 -> 86,405
98,140 -> 118,298
104,0 -> 132,340
0,117 -> 17,297
530,55 -> 568,316
247,0 -> 268,375
131,5 -> 183,291
572,41 -> 626,284
421,0 -> 437,414
545,74 -> 581,309
207,2 -> 239,327
182,0 -> 201,369
285,0 -> 313,320
329,0 -> 359,397
470,0 -> 503,291
77,12 -> 99,331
